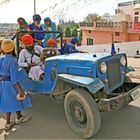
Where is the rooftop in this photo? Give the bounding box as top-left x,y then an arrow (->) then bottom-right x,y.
118,0 -> 140,7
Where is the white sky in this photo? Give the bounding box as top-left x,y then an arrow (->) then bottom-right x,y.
0,0 -> 129,23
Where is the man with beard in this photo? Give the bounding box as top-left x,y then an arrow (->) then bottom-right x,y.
18,34 -> 45,81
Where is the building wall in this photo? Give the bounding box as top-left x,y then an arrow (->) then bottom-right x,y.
82,30 -> 130,45
127,33 -> 140,41
80,20 -> 140,45
80,1 -> 140,45
114,2 -> 140,22
82,30 -> 113,45
113,14 -> 132,22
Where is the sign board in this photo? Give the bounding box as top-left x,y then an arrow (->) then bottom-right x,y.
133,22 -> 140,30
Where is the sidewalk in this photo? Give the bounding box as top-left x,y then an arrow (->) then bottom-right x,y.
127,57 -> 140,83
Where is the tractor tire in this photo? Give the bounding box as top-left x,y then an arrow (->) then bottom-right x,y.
64,88 -> 101,138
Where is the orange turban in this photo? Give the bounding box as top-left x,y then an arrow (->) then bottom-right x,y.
1,39 -> 15,53
47,38 -> 56,46
21,34 -> 34,45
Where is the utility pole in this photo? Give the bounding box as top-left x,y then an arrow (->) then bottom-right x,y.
34,0 -> 36,15
111,33 -> 114,43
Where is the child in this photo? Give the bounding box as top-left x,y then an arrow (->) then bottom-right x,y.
40,37 -> 59,61
0,39 -> 32,130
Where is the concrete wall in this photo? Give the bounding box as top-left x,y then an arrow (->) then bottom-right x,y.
77,41 -> 140,57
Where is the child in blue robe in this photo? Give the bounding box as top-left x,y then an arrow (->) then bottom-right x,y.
0,39 -> 32,130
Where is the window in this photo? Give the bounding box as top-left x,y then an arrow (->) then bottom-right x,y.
87,38 -> 93,45
115,32 -> 120,36
89,30 -> 91,33
134,16 -> 139,22
135,12 -> 139,15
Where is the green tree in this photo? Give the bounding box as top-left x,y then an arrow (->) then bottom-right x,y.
84,13 -> 103,23
71,27 -> 78,37
57,24 -> 63,33
64,26 -> 71,37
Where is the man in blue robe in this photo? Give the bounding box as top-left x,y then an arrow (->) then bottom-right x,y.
60,37 -> 80,54
29,14 -> 44,41
0,39 -> 32,130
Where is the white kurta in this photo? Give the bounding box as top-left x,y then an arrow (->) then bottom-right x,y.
18,44 -> 44,81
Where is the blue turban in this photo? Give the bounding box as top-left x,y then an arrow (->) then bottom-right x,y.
70,37 -> 79,44
33,14 -> 41,21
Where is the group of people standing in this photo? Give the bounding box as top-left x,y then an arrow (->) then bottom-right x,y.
0,14 -> 81,131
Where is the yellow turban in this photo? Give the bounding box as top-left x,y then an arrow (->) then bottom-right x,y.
1,39 -> 15,53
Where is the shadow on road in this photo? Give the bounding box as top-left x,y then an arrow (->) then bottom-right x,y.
1,94 -> 140,139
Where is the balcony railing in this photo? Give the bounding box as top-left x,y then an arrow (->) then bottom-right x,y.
118,0 -> 140,6
80,22 -> 133,29
80,22 -> 122,28
96,22 -> 121,28
79,22 -> 94,27
118,1 -> 133,7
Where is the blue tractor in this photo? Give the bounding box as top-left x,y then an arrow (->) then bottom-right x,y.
13,31 -> 140,138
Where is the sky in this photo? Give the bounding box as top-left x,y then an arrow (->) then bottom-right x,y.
0,0 -> 129,23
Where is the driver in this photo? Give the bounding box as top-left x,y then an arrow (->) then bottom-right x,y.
18,34 -> 45,81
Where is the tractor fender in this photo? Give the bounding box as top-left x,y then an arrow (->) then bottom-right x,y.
52,74 -> 104,95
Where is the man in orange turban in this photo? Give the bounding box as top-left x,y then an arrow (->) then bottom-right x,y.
21,34 -> 34,46
47,37 -> 56,48
18,34 -> 45,81
40,37 -> 59,61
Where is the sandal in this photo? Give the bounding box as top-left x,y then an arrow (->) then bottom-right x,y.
5,121 -> 14,131
15,115 -> 32,124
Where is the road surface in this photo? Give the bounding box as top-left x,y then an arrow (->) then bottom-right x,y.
0,57 -> 140,139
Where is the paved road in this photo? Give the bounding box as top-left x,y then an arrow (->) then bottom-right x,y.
0,94 -> 140,139
0,58 -> 140,139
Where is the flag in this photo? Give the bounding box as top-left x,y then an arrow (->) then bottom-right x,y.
111,42 -> 116,56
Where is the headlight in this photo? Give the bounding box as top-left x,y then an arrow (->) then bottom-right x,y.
100,62 -> 107,73
120,56 -> 126,66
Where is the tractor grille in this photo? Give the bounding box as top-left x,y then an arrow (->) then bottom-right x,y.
107,59 -> 121,90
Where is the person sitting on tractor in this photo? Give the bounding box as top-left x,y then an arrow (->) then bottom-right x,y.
59,37 -> 80,55
18,34 -> 45,81
17,17 -> 30,50
17,17 -> 30,31
40,37 -> 59,61
29,14 -> 44,42
42,17 -> 57,48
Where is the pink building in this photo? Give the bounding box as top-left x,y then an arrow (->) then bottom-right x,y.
80,0 -> 140,45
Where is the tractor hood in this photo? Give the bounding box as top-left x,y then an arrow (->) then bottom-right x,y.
45,53 -> 111,62
44,53 -> 112,80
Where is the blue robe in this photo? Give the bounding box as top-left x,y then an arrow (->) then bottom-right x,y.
0,54 -> 32,112
60,43 -> 79,55
29,23 -> 44,40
